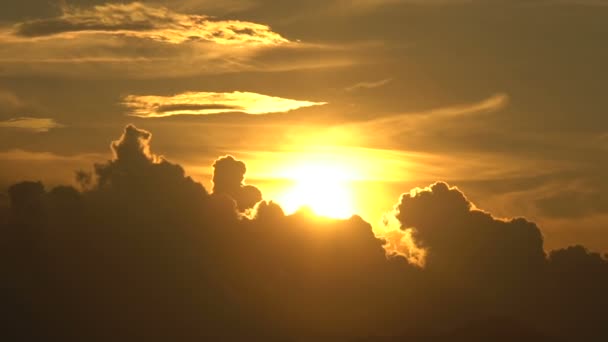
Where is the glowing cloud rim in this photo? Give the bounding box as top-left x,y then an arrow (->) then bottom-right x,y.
123,91 -> 327,117
6,2 -> 289,46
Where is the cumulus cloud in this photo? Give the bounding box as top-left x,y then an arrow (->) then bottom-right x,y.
1,124 -> 607,341
383,182 -> 546,275
7,2 -> 288,45
212,155 -> 262,211
123,91 -> 327,117
0,117 -> 63,132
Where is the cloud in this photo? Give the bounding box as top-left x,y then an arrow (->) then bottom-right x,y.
338,93 -> 509,148
0,89 -> 23,110
536,189 -> 608,219
212,155 -> 261,211
1,124 -> 608,341
0,117 -> 63,132
345,78 -> 392,92
332,0 -> 474,12
352,92 -> 508,129
0,2 -> 361,78
0,2 -> 384,79
8,2 -> 288,45
0,89 -> 63,132
123,91 -> 327,117
382,182 -> 546,273
531,0 -> 608,7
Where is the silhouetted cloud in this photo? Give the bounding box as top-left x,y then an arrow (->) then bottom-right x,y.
1,124 -> 607,341
212,155 -> 261,211
384,182 -> 546,274
123,91 -> 327,117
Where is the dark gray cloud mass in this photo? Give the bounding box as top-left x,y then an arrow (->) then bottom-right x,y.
212,155 -> 261,211
1,125 -> 607,341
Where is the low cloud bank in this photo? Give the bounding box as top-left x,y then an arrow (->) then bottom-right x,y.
1,125 -> 606,341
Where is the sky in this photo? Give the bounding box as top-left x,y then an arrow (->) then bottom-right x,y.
1,0 -> 607,250
1,1 -> 608,340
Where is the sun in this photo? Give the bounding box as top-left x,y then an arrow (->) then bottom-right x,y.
274,162 -> 357,219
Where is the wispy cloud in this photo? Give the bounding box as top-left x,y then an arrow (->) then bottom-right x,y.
0,89 -> 23,110
352,93 -> 509,134
7,2 -> 288,46
0,2 -> 362,78
123,91 -> 327,118
0,117 -> 63,132
332,0 -> 473,12
345,78 -> 392,92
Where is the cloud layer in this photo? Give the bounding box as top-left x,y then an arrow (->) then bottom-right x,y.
1,125 -> 607,341
123,91 -> 327,117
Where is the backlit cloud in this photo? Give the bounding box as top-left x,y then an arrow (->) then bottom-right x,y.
0,3 -> 368,78
7,2 -> 288,46
123,91 -> 327,117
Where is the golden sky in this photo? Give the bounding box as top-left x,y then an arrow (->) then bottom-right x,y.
0,0 -> 607,252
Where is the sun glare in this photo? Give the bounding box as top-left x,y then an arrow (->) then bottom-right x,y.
274,162 -> 358,219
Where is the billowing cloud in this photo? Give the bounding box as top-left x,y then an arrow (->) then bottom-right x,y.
212,155 -> 261,211
123,91 -> 327,117
381,182 -> 546,273
0,117 -> 63,132
7,2 -> 288,45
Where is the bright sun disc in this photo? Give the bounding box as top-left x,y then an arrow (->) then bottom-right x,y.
274,162 -> 357,219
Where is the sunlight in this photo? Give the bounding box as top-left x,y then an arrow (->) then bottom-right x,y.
274,161 -> 358,219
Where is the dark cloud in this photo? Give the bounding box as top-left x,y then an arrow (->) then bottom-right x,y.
212,155 -> 261,211
0,125 -> 607,341
393,182 -> 546,275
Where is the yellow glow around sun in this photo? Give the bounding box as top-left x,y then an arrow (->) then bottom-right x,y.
274,161 -> 358,219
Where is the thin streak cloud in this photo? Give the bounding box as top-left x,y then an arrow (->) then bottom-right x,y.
123,91 -> 327,117
345,78 -> 392,92
353,93 -> 509,134
0,117 -> 63,133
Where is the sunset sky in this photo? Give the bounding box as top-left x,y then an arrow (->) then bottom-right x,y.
3,1 -> 608,340
1,0 -> 607,253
